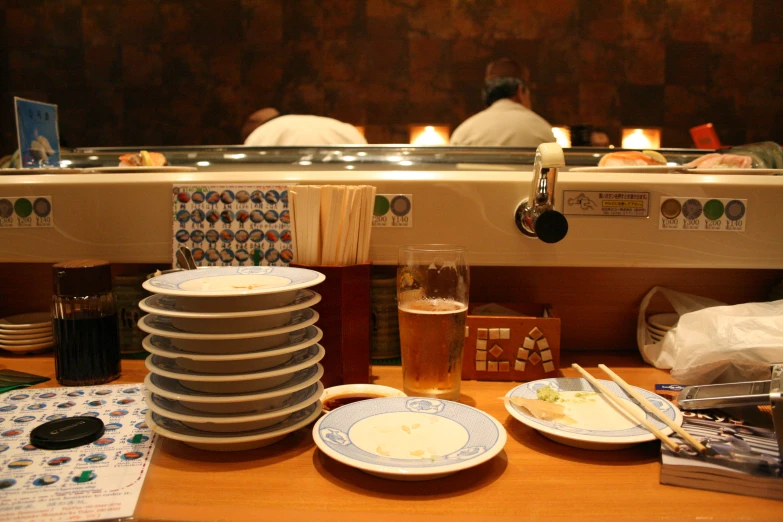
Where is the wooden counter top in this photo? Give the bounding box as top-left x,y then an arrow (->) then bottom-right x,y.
2,353 -> 780,521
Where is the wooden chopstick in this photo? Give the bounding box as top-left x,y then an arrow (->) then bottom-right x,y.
571,364 -> 681,452
598,364 -> 707,454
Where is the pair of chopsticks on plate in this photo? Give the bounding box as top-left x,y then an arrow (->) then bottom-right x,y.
571,363 -> 706,454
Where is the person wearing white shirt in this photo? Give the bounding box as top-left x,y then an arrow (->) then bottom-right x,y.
450,58 -> 555,147
242,108 -> 367,146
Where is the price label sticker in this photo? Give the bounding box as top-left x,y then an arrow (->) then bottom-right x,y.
373,194 -> 413,228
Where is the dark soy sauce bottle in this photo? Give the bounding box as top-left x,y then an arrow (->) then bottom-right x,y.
52,260 -> 121,385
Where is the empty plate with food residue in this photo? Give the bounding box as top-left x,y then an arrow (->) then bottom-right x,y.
313,397 -> 506,480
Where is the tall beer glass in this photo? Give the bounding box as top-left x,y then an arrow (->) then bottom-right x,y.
397,245 -> 469,401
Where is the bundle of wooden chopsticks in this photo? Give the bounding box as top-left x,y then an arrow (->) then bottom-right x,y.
572,363 -> 706,454
289,185 -> 376,266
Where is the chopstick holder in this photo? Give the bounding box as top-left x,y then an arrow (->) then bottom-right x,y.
571,363 -> 681,452
598,364 -> 707,454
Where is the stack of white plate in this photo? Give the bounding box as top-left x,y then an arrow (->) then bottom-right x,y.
138,266 -> 326,451
0,312 -> 54,354
646,313 -> 679,344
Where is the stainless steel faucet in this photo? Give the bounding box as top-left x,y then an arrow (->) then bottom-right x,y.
514,142 -> 569,243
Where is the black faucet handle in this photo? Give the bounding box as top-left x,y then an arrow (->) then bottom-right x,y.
535,209 -> 568,244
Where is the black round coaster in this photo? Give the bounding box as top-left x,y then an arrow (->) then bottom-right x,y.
30,416 -> 105,450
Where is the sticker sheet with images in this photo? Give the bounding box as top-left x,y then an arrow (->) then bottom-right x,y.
0,384 -> 157,522
172,185 -> 293,267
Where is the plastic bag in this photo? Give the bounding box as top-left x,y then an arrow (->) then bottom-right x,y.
638,286 -> 783,384
637,286 -> 725,369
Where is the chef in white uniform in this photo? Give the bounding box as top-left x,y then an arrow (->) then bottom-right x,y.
450,58 -> 555,147
242,108 -> 367,146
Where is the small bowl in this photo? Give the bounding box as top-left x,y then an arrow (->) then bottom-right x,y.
321,384 -> 407,413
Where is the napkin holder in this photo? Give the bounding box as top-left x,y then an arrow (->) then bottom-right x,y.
294,262 -> 372,388
462,303 -> 560,382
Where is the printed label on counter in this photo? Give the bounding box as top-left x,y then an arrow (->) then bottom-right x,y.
658,197 -> 746,232
373,194 -> 413,227
563,191 -> 649,217
0,196 -> 53,228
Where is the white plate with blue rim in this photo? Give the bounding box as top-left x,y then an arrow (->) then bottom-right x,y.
141,326 -> 322,365
144,364 -> 324,414
504,377 -> 682,450
144,380 -> 323,433
146,401 -> 322,451
145,344 -> 325,394
141,327 -> 322,374
313,397 -> 507,481
139,289 -> 321,318
137,308 -> 318,339
142,266 -> 325,298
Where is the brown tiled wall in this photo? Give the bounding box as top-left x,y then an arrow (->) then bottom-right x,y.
1,0 -> 781,151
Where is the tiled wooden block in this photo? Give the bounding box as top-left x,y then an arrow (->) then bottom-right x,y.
543,361 -> 556,373
540,349 -> 552,362
538,338 -> 550,350
462,304 -> 561,382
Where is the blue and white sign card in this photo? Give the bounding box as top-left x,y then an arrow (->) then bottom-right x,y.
14,97 -> 61,169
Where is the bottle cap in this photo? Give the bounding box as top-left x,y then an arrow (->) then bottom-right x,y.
52,259 -> 112,296
30,416 -> 105,450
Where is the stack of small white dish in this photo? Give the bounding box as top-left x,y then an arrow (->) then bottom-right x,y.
0,312 -> 54,354
646,312 -> 679,344
138,266 -> 326,451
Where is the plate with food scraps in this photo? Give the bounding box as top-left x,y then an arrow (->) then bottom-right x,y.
147,401 -> 322,451
504,377 -> 682,450
313,397 -> 506,480
142,266 -> 325,298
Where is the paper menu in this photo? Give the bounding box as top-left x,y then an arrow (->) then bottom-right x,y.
0,384 -> 157,522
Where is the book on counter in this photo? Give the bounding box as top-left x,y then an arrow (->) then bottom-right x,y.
655,384 -> 783,501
